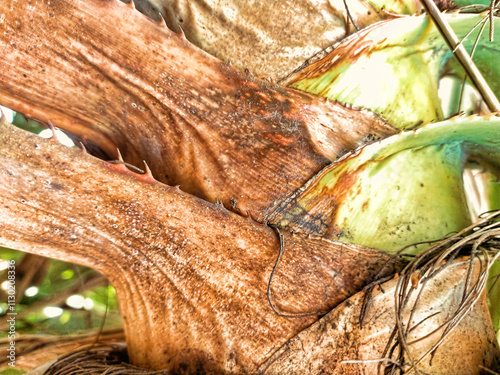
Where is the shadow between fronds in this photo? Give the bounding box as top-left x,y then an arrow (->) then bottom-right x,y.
38,346 -> 163,375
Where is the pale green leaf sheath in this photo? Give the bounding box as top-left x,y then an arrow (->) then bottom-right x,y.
367,0 -> 422,15
284,14 -> 500,129
267,115 -> 500,254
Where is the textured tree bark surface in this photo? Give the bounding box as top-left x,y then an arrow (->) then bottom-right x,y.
5,0 -> 494,373
0,0 -> 396,223
0,0 -> 399,371
0,116 -> 398,371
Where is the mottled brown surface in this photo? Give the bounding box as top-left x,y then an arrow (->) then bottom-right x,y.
0,1 -> 498,373
0,118 -> 398,371
0,0 -> 396,223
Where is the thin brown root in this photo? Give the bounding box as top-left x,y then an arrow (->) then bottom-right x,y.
267,227 -> 329,318
341,357 -> 401,366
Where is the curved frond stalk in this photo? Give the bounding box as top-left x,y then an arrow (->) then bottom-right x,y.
0,0 -> 396,223
284,14 -> 500,129
268,115 -> 500,254
0,111 -> 400,371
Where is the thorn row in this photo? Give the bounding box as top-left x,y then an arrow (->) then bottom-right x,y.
104,150 -> 157,185
47,120 -> 60,143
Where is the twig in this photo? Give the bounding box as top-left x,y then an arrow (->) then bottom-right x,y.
489,0 -> 499,41
420,0 -> 500,112
341,358 -> 401,365
480,365 -> 500,375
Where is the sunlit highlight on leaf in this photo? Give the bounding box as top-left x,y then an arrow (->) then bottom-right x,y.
286,14 -> 500,129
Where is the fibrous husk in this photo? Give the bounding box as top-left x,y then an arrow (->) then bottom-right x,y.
257,259 -> 500,374
25,346 -> 149,375
2,329 -> 125,371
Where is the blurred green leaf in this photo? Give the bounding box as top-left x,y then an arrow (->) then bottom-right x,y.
0,368 -> 27,375
0,250 -> 121,336
11,113 -> 44,134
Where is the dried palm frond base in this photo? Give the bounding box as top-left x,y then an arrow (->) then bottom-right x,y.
27,213 -> 500,375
